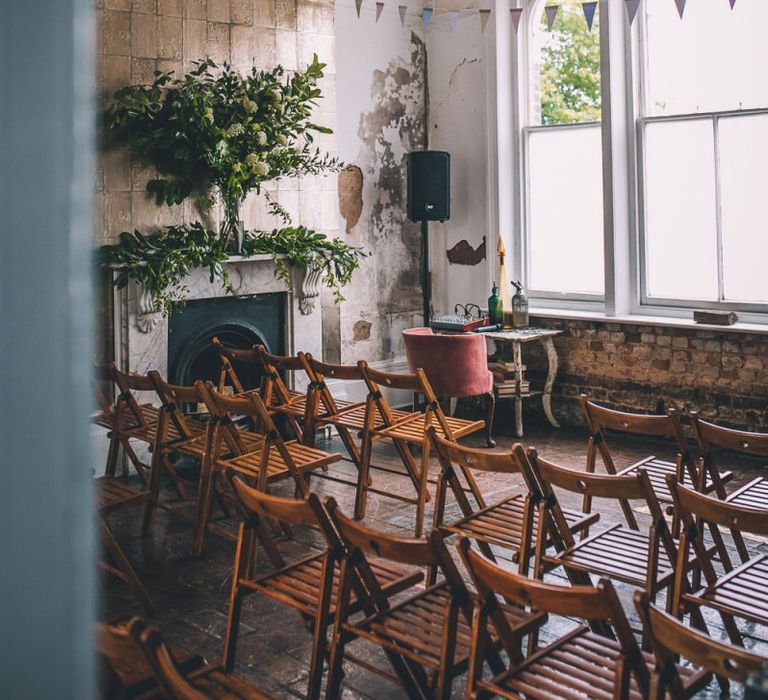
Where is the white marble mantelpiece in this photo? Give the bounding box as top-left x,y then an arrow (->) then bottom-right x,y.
113,256 -> 322,391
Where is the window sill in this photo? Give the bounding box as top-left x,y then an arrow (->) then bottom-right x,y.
529,307 -> 768,336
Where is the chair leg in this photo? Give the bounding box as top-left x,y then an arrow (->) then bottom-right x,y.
193,464 -> 216,557
483,392 -> 496,447
223,524 -> 251,673
99,519 -> 154,613
354,434 -> 373,520
415,439 -> 431,538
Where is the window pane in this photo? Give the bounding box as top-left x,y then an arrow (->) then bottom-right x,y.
644,0 -> 768,116
528,125 -> 604,295
719,114 -> 768,303
643,120 -> 717,301
531,1 -> 600,125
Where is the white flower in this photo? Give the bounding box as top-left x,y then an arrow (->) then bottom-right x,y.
253,161 -> 270,177
225,123 -> 244,137
245,153 -> 259,167
277,134 -> 288,146
257,131 -> 268,146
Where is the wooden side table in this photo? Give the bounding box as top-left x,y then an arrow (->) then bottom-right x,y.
485,328 -> 562,438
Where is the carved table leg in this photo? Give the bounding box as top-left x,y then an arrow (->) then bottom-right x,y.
541,336 -> 560,428
513,341 -> 523,438
483,392 -> 496,447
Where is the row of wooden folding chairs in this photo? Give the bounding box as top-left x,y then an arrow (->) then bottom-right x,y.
212,339 -> 488,537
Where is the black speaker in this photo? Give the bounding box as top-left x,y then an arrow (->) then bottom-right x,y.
407,151 -> 450,222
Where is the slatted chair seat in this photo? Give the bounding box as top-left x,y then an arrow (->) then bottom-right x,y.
183,668 -> 272,698
322,401 -> 408,431
558,524 -> 677,587
375,412 -> 485,444
686,553 -> 768,625
726,476 -> 768,509
120,405 -> 207,445
97,478 -> 150,514
269,389 -> 309,417
477,626 -> 699,700
619,455 -> 733,502
245,550 -> 422,619
440,493 -> 599,552
347,583 -> 543,673
217,440 -> 341,483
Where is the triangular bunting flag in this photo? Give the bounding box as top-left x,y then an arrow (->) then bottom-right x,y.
423,6 -> 433,29
625,0 -> 640,25
544,5 -> 559,31
582,1 -> 597,30
355,0 -> 363,17
728,0 -> 736,8
375,1 -> 384,21
510,8 -> 523,33
398,4 -> 407,25
479,8 -> 491,33
449,9 -> 460,28
673,0 -> 686,19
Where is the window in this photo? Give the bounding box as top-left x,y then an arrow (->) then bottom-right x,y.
638,0 -> 768,309
524,1 -> 604,299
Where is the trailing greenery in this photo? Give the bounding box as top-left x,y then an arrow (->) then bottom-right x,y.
105,56 -> 341,240
98,224 -> 366,315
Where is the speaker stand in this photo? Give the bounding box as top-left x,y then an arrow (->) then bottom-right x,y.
421,219 -> 431,326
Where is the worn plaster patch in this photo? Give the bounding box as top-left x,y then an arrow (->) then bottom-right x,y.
338,165 -> 363,234
446,236 -> 486,265
353,319 -> 372,341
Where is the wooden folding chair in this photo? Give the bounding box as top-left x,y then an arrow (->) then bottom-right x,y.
667,475 -> 768,647
222,479 -> 422,700
126,617 -> 272,699
211,336 -> 262,398
325,498 -> 545,700
528,448 -> 681,612
97,475 -> 155,612
634,591 -> 765,698
580,394 -> 733,529
97,617 -> 204,699
192,383 -> 340,556
429,430 -> 598,577
458,538 -> 702,700
692,414 -> 768,563
357,362 -> 487,537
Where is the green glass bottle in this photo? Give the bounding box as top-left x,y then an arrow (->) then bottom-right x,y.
487,283 -> 503,325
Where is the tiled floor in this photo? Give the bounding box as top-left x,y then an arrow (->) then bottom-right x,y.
100,408 -> 768,698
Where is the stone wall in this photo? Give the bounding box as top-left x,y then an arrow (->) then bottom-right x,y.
94,0 -> 338,245
518,317 -> 768,431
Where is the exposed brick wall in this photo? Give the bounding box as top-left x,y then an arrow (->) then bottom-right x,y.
518,317 -> 768,432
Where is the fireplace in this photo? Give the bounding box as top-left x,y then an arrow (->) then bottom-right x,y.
168,293 -> 285,389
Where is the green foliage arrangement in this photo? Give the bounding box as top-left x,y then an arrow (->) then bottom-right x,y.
105,56 -> 341,242
539,2 -> 601,125
98,224 -> 366,315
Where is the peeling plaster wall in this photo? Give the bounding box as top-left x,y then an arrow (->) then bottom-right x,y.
334,4 -> 427,363
426,11 -> 496,316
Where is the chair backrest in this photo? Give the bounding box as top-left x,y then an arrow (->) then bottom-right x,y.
211,337 -> 262,395
402,327 -> 492,398
108,362 -> 157,429
127,618 -> 207,700
256,345 -> 305,404
692,414 -> 768,459
148,371 -> 205,442
300,354 -> 365,416
634,591 -> 761,689
458,538 -> 648,694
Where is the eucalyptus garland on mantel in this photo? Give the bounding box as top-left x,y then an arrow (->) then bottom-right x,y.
100,56 -> 363,315
98,223 -> 366,316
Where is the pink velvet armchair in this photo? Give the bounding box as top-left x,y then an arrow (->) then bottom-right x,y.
402,327 -> 495,446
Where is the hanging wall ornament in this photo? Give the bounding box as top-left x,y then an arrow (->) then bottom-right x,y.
544,4 -> 559,30
582,1 -> 597,30
625,0 -> 640,24
673,0 -> 686,19
510,7 -> 523,32
449,9 -> 460,28
398,4 -> 407,25
355,0 -> 363,17
423,6 -> 433,28
375,1 -> 384,21
479,8 -> 491,32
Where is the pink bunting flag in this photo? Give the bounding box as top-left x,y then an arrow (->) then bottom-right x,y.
582,1 -> 597,30
355,0 -> 363,17
423,6 -> 433,29
674,0 -> 686,19
544,4 -> 559,31
728,0 -> 736,7
510,7 -> 523,33
479,8 -> 491,33
375,1 -> 384,22
449,9 -> 460,28
398,4 -> 407,25
624,0 -> 640,25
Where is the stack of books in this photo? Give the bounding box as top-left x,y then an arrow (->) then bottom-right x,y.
489,361 -> 530,396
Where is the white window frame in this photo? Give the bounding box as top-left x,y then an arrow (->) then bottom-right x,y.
507,0 -> 768,325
